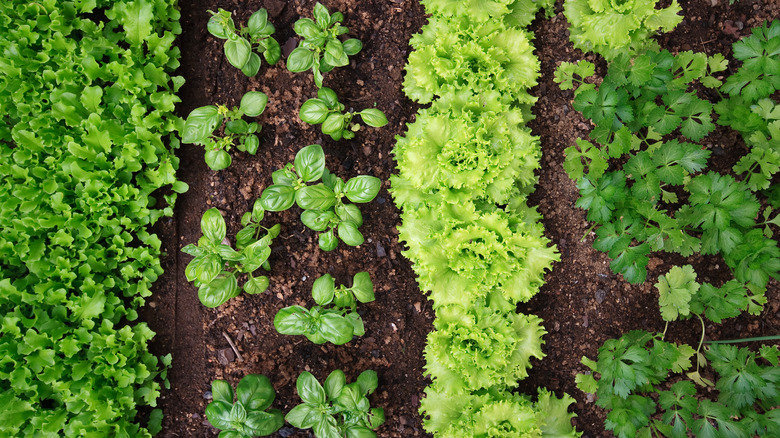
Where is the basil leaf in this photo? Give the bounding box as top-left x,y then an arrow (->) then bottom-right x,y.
356,370 -> 378,396
314,417 -> 342,438
287,47 -> 315,72
324,40 -> 348,67
197,254 -> 223,284
335,204 -> 363,227
244,275 -> 269,295
368,407 -> 385,429
181,244 -> 205,257
182,106 -> 221,144
296,184 -> 337,211
330,12 -> 344,27
319,313 -> 354,345
313,64 -> 324,87
324,369 -> 346,400
205,149 -> 232,171
205,400 -> 233,430
207,14 -> 229,39
263,37 -> 281,65
321,113 -> 346,136
297,371 -> 327,404
338,221 -> 364,246
211,380 -> 234,404
359,108 -> 388,128
285,404 -> 319,429
229,402 -> 247,423
201,208 -> 226,243
240,52 -> 261,77
225,119 -> 249,134
251,199 -> 265,222
247,9 -> 269,37
198,273 -> 239,308
267,223 -> 281,239
312,274 -> 335,305
351,272 -> 374,303
236,374 -> 275,411
240,91 -> 268,117
319,229 -> 338,251
294,144 -> 326,182
241,241 -> 271,272
274,306 -> 310,335
242,134 -> 259,155
345,312 -> 365,336
272,167 -> 297,186
345,176 -> 380,203
294,18 -> 320,39
299,99 -> 331,125
224,38 -> 252,70
301,210 -> 335,232
246,410 -> 284,436
260,184 -> 296,211
317,87 -> 339,107
342,38 -> 362,56
312,2 -> 331,27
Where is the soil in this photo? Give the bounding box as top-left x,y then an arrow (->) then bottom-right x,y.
141,1 -> 780,437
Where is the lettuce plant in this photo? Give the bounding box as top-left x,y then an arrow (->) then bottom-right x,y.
274,272 -> 374,345
206,374 -> 284,437
286,370 -> 385,438
299,87 -> 388,141
182,203 -> 280,307
287,2 -> 362,87
563,0 -> 683,60
182,91 -> 268,170
207,8 -> 281,76
259,144 -> 380,251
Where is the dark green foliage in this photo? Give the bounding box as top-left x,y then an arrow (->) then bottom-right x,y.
207,8 -> 281,76
206,375 -> 284,437
299,87 -> 388,141
274,272 -> 374,345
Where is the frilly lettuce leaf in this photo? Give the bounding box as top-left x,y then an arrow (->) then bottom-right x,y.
535,388 -> 583,438
420,0 -> 515,22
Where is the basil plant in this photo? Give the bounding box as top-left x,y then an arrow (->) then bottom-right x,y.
274,272 -> 374,345
206,374 -> 284,437
182,202 -> 280,308
259,144 -> 381,251
300,87 -> 388,141
286,370 -> 385,438
286,2 -> 362,87
182,91 -> 268,171
207,8 -> 281,76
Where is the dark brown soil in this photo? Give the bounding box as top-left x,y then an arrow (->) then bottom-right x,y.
142,1 -> 780,437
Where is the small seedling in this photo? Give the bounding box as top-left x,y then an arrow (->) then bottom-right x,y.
286,370 -> 385,438
205,374 -> 284,437
300,87 -> 388,140
208,8 -> 281,76
286,2 -> 362,87
182,91 -> 268,170
259,144 -> 381,250
274,272 -> 374,345
182,202 -> 280,307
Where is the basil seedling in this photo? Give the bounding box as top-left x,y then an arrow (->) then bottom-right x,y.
205,374 -> 284,437
286,2 -> 362,87
300,87 -> 388,141
259,144 -> 381,251
207,8 -> 281,76
286,370 -> 385,438
274,272 -> 374,345
182,91 -> 268,170
182,202 -> 280,307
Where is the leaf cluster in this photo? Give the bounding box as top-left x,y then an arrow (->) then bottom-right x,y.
207,8 -> 281,77
182,91 -> 268,170
577,331 -> 780,438
286,370 -> 385,438
182,205 -> 279,307
260,145 -> 381,251
206,375 -> 284,437
299,87 -> 388,141
274,273 -> 374,345
287,2 -> 362,87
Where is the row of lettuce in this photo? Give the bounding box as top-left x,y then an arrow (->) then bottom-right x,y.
0,0 -> 184,435
391,0 -> 581,436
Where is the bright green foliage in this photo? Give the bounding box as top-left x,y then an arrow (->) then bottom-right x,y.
420,0 -> 554,24
286,370 -> 385,438
207,8 -> 281,76
0,0 -> 184,435
274,272 -> 374,345
655,265 -> 699,322
721,20 -> 780,104
287,2 -> 362,87
182,204 -> 280,308
259,144 -> 380,251
299,87 -> 388,141
563,0 -> 683,60
182,91 -> 268,170
578,332 -> 780,438
205,374 -> 284,437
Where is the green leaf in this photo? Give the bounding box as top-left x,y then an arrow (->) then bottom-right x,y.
300,99 -> 331,125
301,210 -> 336,231
324,369 -> 346,399
247,9 -> 269,36
319,313 -> 354,344
317,87 -> 339,107
335,204 -> 362,227
285,403 -> 320,429
224,38 -> 252,70
198,273 -> 240,307
260,185 -> 296,211
656,265 -> 700,321
274,306 -> 311,335
312,274 -> 335,305
294,18 -> 320,39
207,11 -> 230,39
205,149 -> 232,171
246,410 -> 284,436
240,91 -> 269,117
211,380 -> 234,404
356,370 -> 378,396
554,60 -> 595,90
342,38 -> 362,56
297,371 -> 327,404
345,176 -> 381,203
205,400 -> 233,430
263,37 -> 282,65
296,184 -> 338,211
241,52 -> 262,77
359,109 -> 388,128
294,144 -> 326,182
182,106 -> 221,144
351,272 -> 374,303
313,2 -> 331,27
564,139 -> 608,181
201,208 -> 227,243
120,0 -> 154,46
236,374 -> 275,411
319,229 -> 338,251
338,221 -> 364,246
322,113 -> 346,137
244,276 -> 270,295
287,47 -> 315,72
346,426 -> 376,438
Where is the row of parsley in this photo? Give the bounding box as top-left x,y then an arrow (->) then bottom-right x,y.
390,0 -> 581,436
0,0 -> 185,435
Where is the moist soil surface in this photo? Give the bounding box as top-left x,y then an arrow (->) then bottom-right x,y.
142,1 -> 780,437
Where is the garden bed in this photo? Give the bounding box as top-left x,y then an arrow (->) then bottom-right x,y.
144,0 -> 780,437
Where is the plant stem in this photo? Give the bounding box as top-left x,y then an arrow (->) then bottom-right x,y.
695,314 -> 706,374
705,335 -> 780,344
